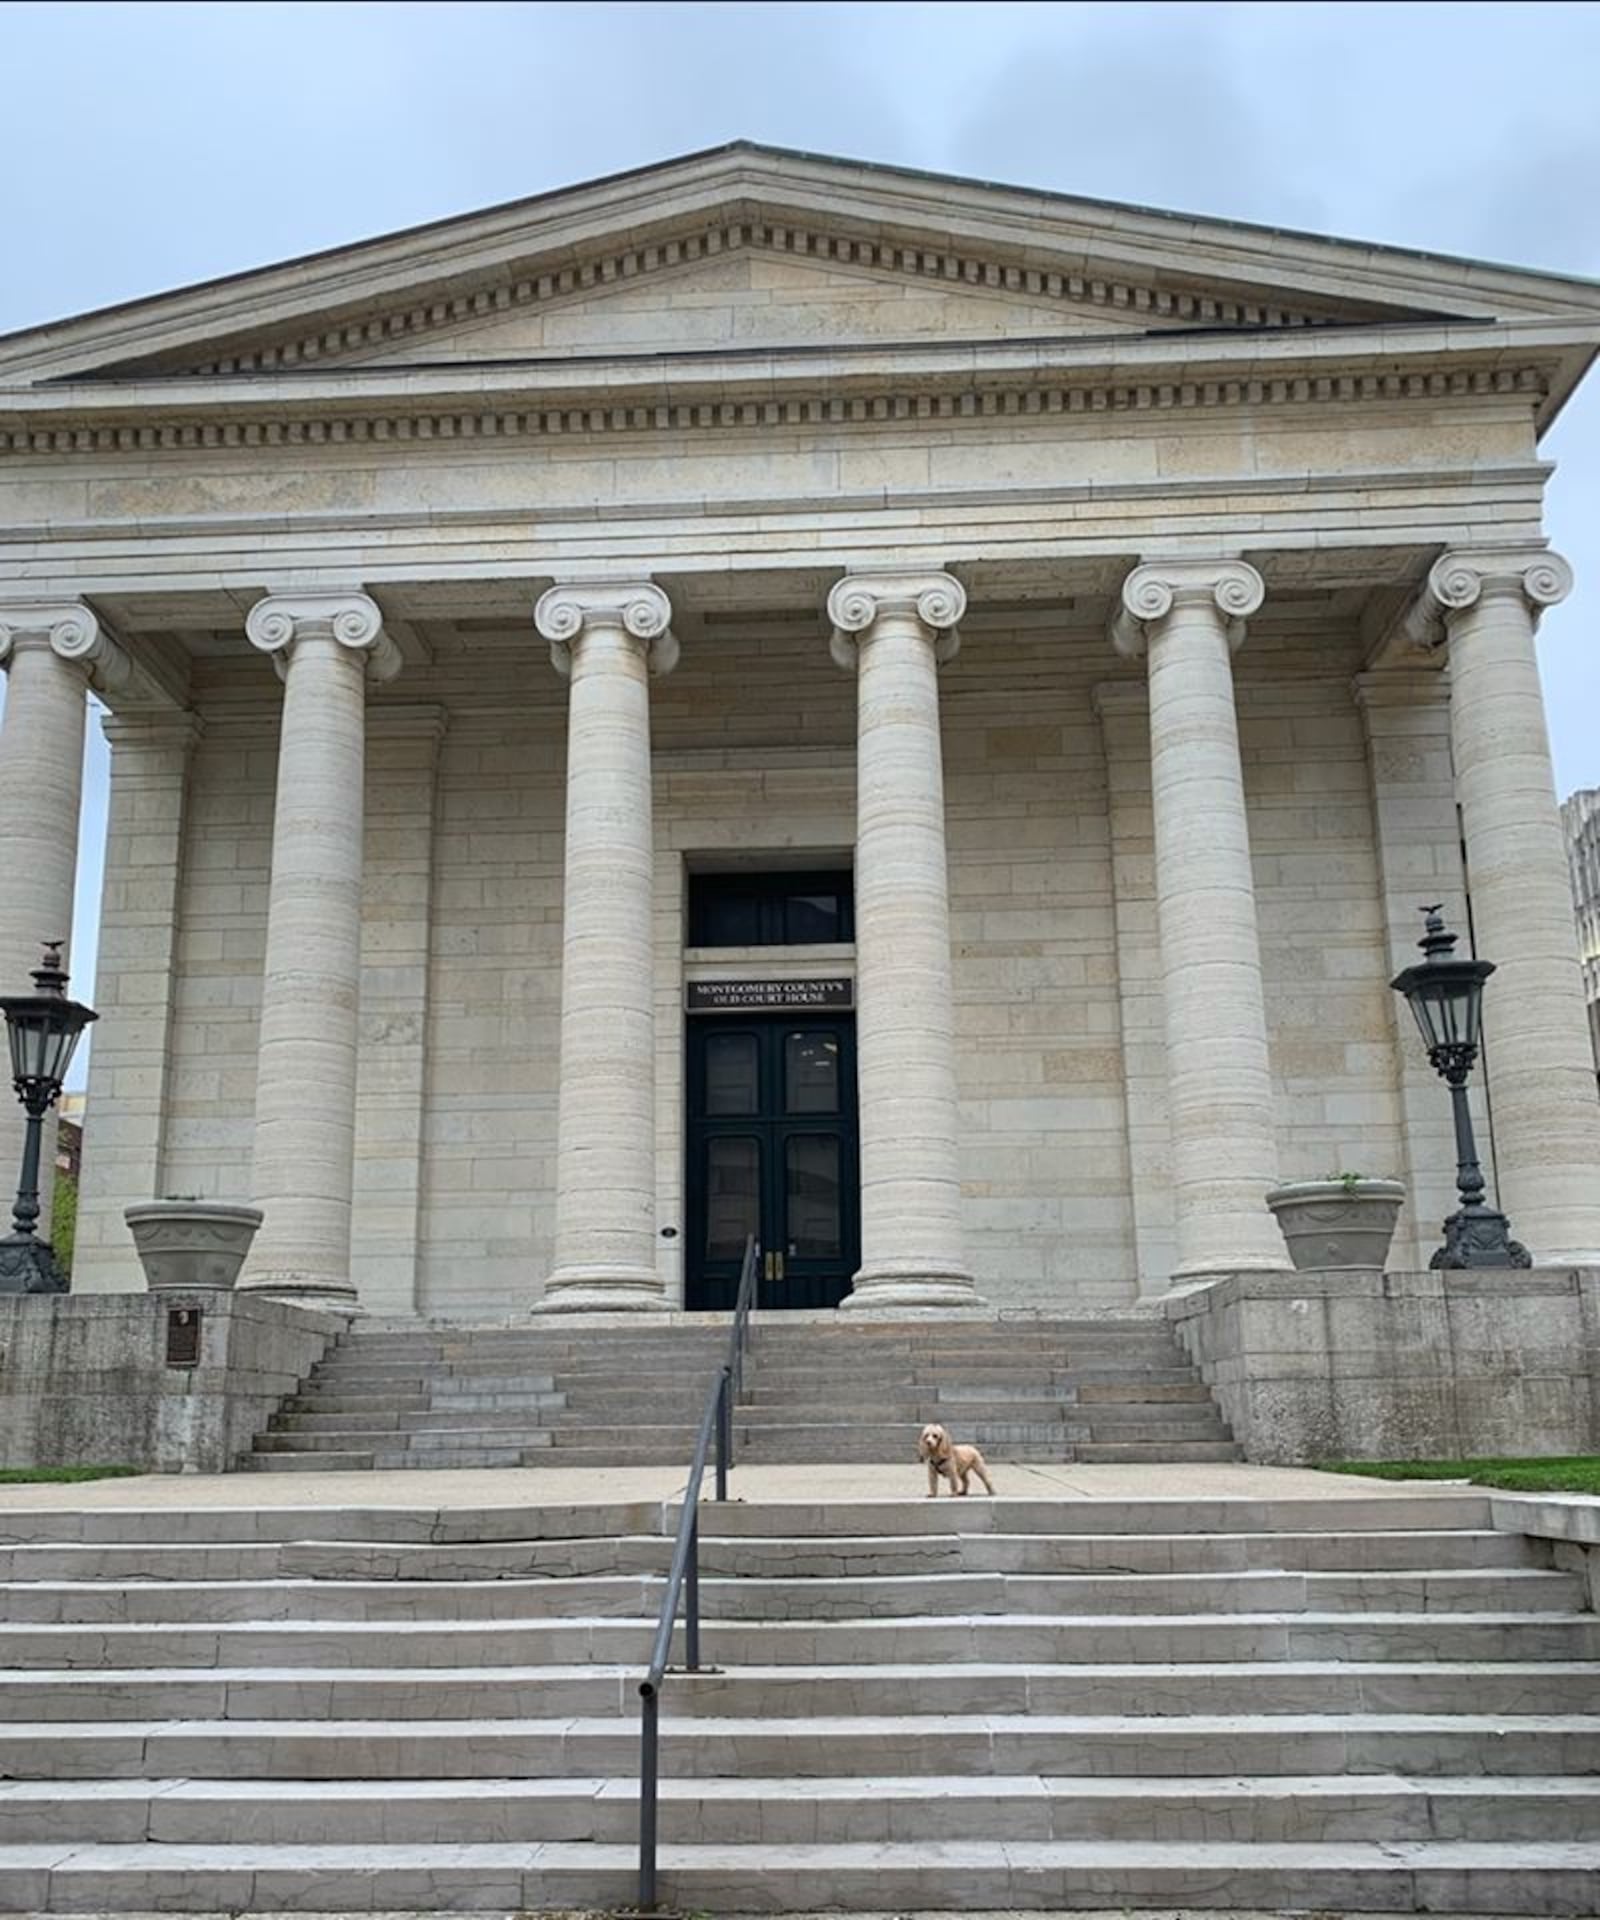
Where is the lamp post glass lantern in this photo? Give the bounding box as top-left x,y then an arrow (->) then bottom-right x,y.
0,942 -> 97,1294
1390,906 -> 1529,1270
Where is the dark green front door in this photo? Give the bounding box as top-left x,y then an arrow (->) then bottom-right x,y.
685,1016 -> 859,1311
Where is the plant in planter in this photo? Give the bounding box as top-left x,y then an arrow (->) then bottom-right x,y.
1265,1172 -> 1406,1272
124,1197 -> 264,1293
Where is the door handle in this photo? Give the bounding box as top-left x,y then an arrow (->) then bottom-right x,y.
775,1251 -> 785,1282
764,1251 -> 776,1283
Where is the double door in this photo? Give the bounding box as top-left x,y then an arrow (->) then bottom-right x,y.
685,1015 -> 859,1311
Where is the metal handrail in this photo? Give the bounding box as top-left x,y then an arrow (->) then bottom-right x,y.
636,1233 -> 760,1909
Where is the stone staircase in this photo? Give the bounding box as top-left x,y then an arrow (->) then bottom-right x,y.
0,1488 -> 1597,1909
251,1314 -> 1239,1470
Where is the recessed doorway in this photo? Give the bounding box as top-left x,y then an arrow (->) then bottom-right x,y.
684,1015 -> 859,1311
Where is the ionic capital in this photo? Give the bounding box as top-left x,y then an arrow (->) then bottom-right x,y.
0,598 -> 169,705
1428,548 -> 1573,624
245,592 -> 401,683
1109,559 -> 1265,659
534,580 -> 678,678
1378,548 -> 1574,661
828,570 -> 965,671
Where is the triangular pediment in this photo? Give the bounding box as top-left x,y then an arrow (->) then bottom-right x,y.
3,142 -> 1598,389
333,242 -> 1167,369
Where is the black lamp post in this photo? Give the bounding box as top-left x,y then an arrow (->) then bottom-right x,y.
1390,905 -> 1530,1269
0,943 -> 97,1295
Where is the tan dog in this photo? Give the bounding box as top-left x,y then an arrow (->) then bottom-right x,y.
918,1422 -> 995,1497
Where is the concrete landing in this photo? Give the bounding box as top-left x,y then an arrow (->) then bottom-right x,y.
0,1460 -> 1482,1512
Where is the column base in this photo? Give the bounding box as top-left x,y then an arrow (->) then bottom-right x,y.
841,1263 -> 988,1314
537,1264 -> 668,1314
239,1274 -> 360,1311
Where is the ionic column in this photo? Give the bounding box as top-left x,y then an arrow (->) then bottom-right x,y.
829,572 -> 981,1311
1111,560 -> 1288,1279
1426,549 -> 1600,1262
242,593 -> 400,1307
535,582 -> 677,1312
0,603 -> 117,1222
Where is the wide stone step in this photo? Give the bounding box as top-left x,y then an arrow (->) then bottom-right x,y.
243,1450 -> 378,1473
0,1565 -> 1578,1626
254,1427 -> 556,1453
225,1523 -> 1539,1583
4,1713 -> 1596,1783
4,1834 -> 1600,1915
691,1492 -> 1496,1535
8,1771 -> 1597,1847
5,1660 -> 1596,1723
7,1609 -> 1597,1666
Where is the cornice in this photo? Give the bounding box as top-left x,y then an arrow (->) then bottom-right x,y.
0,337 -> 1558,459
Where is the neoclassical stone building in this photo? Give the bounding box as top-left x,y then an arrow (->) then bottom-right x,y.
2,143 -> 1598,1320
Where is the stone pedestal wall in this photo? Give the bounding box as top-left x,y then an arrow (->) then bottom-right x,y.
0,1293 -> 343,1473
1168,1267 -> 1600,1464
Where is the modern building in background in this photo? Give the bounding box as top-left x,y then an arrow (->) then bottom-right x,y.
2,144 -> 1600,1320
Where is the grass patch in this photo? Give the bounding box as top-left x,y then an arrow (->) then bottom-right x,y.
0,1465 -> 145,1485
1320,1456 -> 1600,1495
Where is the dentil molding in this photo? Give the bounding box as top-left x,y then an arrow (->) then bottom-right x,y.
534,580 -> 679,677
1109,558 -> 1266,658
245,592 -> 403,683
828,570 -> 966,670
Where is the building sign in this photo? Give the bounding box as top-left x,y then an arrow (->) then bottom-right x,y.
687,977 -> 853,1013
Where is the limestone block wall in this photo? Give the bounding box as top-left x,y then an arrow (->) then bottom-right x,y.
160,696 -> 277,1206
941,630 -> 1132,1309
413,695 -> 566,1319
1236,615 -> 1408,1214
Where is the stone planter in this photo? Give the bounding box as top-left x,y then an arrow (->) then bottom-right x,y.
124,1201 -> 264,1294
1265,1179 -> 1406,1273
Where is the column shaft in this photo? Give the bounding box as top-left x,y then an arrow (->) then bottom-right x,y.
1432,551 -> 1600,1261
242,594 -> 398,1306
830,572 -> 980,1310
0,611 -> 95,1225
536,583 -> 675,1312
1114,561 -> 1287,1278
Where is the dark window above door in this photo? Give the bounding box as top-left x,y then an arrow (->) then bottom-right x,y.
688,870 -> 854,948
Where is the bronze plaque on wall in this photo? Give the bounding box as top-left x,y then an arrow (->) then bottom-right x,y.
686,978 -> 853,1013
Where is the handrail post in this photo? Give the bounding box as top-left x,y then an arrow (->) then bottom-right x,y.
638,1686 -> 659,1910
714,1369 -> 729,1502
684,1512 -> 701,1672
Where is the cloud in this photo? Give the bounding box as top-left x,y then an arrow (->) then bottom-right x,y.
948,15 -> 1330,232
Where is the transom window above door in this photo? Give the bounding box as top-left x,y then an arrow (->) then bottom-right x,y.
688,870 -> 854,948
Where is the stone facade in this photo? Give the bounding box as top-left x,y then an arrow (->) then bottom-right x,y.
2,143 -> 1599,1319
1562,787 -> 1600,1070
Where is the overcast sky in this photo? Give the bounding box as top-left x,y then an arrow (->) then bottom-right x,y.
3,0 -> 1599,1029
